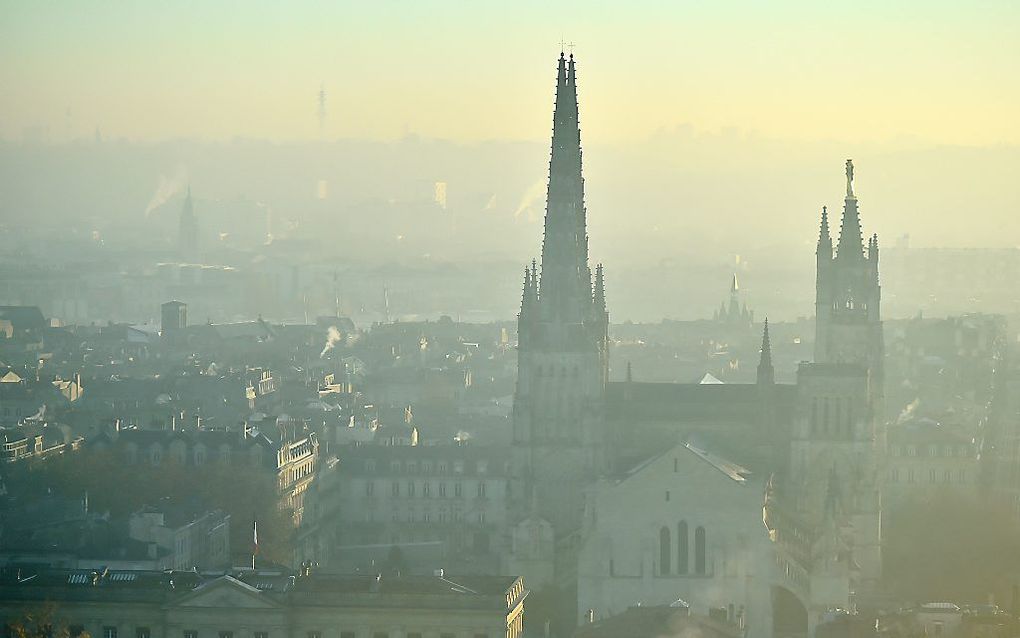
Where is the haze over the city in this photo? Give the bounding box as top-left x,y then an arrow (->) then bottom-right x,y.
3,1 -> 1020,298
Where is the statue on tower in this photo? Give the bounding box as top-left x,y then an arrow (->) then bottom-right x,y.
845,158 -> 855,198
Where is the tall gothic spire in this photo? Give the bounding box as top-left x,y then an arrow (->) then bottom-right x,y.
836,159 -> 864,260
817,206 -> 832,258
757,319 -> 775,385
538,51 -> 591,321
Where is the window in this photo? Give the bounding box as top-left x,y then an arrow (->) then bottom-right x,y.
439,483 -> 447,497
373,633 -> 389,638
69,627 -> 84,638
907,446 -> 917,457
944,445 -> 954,458
943,471 -> 952,483
677,521 -> 689,574
423,481 -> 431,497
455,482 -> 462,497
440,634 -> 455,638
929,469 -> 937,483
103,628 -> 118,638
408,634 -> 423,638
674,457 -> 678,472
392,482 -> 400,496
407,481 -> 415,497
218,632 -> 233,638
478,482 -> 486,498
929,445 -> 938,457
665,490 -> 670,502
183,631 -> 197,638
365,481 -> 375,497
659,526 -> 671,575
695,526 -> 707,574
890,445 -> 900,457
307,631 -> 321,638
137,629 -> 151,638
340,633 -> 355,638
958,469 -> 967,483
889,469 -> 899,483
254,633 -> 268,638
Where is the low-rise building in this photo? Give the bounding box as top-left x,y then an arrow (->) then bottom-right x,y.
299,443 -> 508,575
885,418 -> 978,507
0,567 -> 527,638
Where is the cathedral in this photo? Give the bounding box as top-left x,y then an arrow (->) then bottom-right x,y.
507,53 -> 886,636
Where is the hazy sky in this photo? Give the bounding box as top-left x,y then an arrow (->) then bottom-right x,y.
3,1 -> 1019,146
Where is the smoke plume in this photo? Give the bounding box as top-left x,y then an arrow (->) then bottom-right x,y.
320,325 -> 342,358
144,166 -> 190,216
513,179 -> 545,221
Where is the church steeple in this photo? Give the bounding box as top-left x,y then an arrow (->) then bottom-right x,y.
817,206 -> 832,259
836,159 -> 864,260
757,319 -> 775,385
538,51 -> 591,322
511,52 -> 611,536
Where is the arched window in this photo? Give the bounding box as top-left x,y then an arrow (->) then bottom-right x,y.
677,521 -> 689,574
659,526 -> 671,575
695,526 -> 706,574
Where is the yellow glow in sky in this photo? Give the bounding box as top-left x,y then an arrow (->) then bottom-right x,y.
1,1 -> 1018,146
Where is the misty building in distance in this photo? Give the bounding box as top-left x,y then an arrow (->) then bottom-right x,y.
160,300 -> 187,334
179,186 -> 198,257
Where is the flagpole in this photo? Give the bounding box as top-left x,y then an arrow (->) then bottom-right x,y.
252,519 -> 257,570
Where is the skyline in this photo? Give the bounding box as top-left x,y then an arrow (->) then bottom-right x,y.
2,1 -> 1019,146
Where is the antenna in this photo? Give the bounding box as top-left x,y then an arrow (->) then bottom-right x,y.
333,271 -> 341,318
318,84 -> 326,137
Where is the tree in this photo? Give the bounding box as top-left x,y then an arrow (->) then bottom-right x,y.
6,602 -> 91,638
884,489 -> 1020,605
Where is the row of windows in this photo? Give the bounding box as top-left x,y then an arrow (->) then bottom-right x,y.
889,444 -> 971,458
658,522 -> 707,576
124,445 -> 264,467
363,459 -> 497,475
363,509 -> 485,524
888,468 -> 967,484
98,628 -> 485,638
367,480 -> 491,498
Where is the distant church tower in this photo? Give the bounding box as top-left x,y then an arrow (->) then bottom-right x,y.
788,159 -> 884,595
512,52 -> 610,536
179,186 -> 199,258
